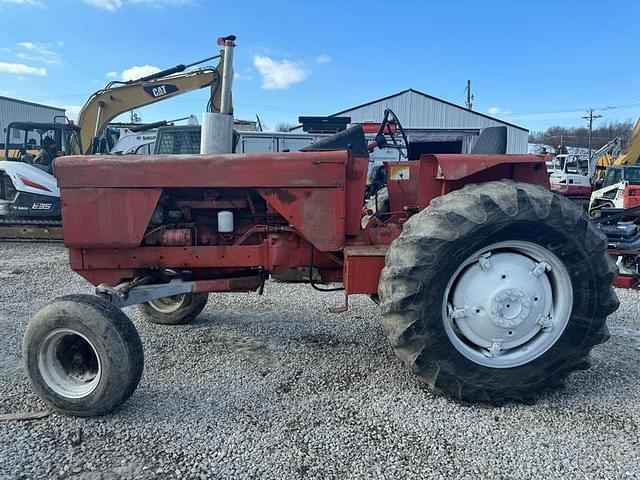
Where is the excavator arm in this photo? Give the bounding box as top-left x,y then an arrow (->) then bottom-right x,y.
74,49 -> 229,154
613,118 -> 640,166
590,137 -> 622,179
593,118 -> 639,185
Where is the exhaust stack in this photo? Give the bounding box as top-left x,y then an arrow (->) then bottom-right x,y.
200,35 -> 235,154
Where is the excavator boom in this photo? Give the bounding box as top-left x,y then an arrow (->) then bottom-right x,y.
1,36 -> 236,242
593,118 -> 639,186
75,53 -> 227,154
614,118 -> 640,166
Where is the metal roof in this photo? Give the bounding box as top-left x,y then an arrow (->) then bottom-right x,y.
330,88 -> 527,132
0,95 -> 65,112
291,88 -> 527,133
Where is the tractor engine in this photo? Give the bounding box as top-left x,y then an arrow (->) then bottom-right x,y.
141,188 -> 272,247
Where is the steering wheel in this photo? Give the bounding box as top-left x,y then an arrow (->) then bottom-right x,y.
15,148 -> 34,164
374,108 -> 410,160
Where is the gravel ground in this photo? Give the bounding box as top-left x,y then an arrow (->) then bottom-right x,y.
0,242 -> 639,479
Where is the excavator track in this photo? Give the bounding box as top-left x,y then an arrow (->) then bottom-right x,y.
0,219 -> 63,242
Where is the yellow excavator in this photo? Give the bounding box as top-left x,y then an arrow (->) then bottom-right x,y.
76,49 -> 232,155
3,35 -> 235,161
589,117 -> 640,214
594,118 -> 640,183
0,35 -> 235,240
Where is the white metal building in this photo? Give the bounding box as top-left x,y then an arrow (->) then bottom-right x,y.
293,88 -> 528,155
0,96 -> 65,148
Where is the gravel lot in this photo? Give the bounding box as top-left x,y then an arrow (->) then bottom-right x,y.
0,242 -> 639,479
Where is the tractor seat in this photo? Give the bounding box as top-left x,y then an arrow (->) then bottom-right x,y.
300,125 -> 369,158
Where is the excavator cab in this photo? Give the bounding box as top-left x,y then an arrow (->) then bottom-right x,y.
2,121 -> 82,164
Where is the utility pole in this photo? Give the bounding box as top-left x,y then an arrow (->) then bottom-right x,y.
582,108 -> 602,159
129,110 -> 141,124
465,80 -> 474,110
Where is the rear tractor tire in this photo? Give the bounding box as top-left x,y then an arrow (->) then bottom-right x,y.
378,181 -> 619,404
22,294 -> 144,416
138,292 -> 208,325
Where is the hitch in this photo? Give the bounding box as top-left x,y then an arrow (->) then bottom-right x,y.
96,274 -> 264,308
96,278 -> 196,308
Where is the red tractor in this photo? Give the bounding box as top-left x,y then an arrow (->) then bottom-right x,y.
23,110 -> 618,415
22,110 -> 618,416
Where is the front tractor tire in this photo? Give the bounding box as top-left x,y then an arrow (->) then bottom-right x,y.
378,181 -> 619,403
23,294 -> 144,416
138,292 -> 209,325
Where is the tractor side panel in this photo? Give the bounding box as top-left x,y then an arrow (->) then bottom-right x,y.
54,151 -> 349,189
385,161 -> 420,213
61,188 -> 161,248
259,188 -> 345,251
345,157 -> 370,236
414,154 -> 550,208
344,245 -> 388,294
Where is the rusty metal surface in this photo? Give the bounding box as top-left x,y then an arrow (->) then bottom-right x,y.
385,161 -> 421,212
259,188 -> 345,252
413,154 -> 550,209
61,188 -> 162,248
344,158 -> 369,235
344,246 -> 387,295
55,147 -> 554,298
80,244 -> 267,270
429,154 -> 548,180
194,275 -> 262,293
344,245 -> 389,257
54,151 -> 349,189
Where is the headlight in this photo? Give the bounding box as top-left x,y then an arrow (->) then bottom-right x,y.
0,202 -> 9,215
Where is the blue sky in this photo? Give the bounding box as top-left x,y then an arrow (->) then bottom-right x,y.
0,0 -> 638,132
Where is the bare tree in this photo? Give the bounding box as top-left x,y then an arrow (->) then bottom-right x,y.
275,122 -> 295,132
529,120 -> 634,149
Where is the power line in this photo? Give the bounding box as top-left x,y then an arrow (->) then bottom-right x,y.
582,108 -> 602,158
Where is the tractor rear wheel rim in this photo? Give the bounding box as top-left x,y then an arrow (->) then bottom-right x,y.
148,294 -> 187,314
38,329 -> 101,398
442,241 -> 573,368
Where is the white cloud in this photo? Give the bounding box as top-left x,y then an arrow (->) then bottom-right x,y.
106,65 -> 162,81
0,61 -> 46,76
253,56 -> 308,90
83,0 -> 123,11
16,41 -> 62,64
488,106 -> 512,115
0,0 -> 43,6
129,0 -> 194,7
83,0 -> 193,11
315,54 -> 331,64
62,105 -> 82,118
121,65 -> 161,81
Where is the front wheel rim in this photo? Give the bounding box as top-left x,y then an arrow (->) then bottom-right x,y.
442,241 -> 573,368
148,294 -> 187,314
38,329 -> 101,398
